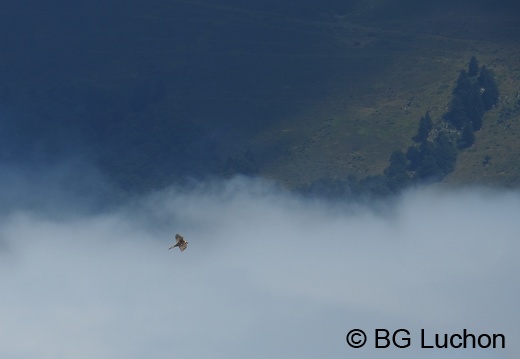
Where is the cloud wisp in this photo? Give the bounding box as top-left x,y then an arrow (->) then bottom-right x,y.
0,177 -> 518,359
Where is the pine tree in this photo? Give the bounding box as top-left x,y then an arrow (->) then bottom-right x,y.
468,82 -> 484,131
406,145 -> 421,171
446,69 -> 484,131
444,95 -> 469,130
457,122 -> 475,149
413,112 -> 433,143
433,133 -> 457,174
453,69 -> 470,95
385,150 -> 408,177
468,56 -> 479,77
478,66 -> 500,111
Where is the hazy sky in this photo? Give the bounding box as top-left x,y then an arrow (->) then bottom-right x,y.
0,176 -> 518,359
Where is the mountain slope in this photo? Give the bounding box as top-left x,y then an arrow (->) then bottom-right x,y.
0,0 -> 519,193
249,1 -> 520,188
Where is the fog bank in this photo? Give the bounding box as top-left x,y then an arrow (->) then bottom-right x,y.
0,177 -> 518,359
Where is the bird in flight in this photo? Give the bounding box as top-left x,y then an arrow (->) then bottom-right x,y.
169,234 -> 188,252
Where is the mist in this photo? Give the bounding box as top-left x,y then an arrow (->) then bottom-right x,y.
0,176 -> 518,359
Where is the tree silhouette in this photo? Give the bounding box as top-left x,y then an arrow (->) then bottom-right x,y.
445,68 -> 484,131
468,56 -> 479,77
444,95 -> 469,130
478,66 -> 500,111
457,122 -> 475,149
406,145 -> 421,171
413,112 -> 433,143
384,150 -> 412,193
433,133 -> 457,174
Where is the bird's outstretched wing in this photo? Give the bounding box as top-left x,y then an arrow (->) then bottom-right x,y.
175,234 -> 184,244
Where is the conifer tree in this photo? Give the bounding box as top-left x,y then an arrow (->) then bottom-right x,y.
457,122 -> 475,149
478,66 -> 500,111
468,56 -> 479,77
433,133 -> 457,174
444,95 -> 469,130
413,112 -> 433,143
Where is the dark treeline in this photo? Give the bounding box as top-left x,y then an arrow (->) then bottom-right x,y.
304,56 -> 499,199
444,56 -> 499,147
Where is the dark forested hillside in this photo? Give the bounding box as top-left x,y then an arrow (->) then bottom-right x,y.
0,0 -> 358,191
0,0 -> 519,195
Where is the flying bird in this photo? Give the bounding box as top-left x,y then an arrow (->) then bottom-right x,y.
169,234 -> 188,252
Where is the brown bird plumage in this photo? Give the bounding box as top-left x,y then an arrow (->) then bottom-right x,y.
169,234 -> 188,252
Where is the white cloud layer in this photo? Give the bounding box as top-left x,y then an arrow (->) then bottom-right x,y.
0,177 -> 518,359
